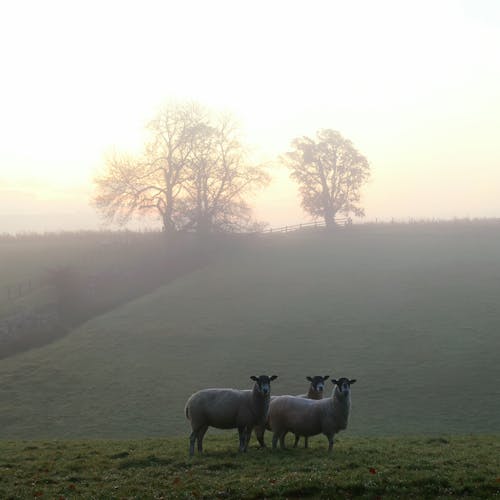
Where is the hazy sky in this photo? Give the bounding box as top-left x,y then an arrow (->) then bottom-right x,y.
1,0 -> 499,232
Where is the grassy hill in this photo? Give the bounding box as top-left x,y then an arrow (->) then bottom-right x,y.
0,231 -> 209,359
0,435 -> 499,498
0,231 -> 192,320
0,223 -> 500,439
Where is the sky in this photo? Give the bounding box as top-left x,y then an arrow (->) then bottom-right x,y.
0,0 -> 499,232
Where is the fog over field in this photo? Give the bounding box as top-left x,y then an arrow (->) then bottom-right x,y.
1,224 -> 499,441
1,0 -> 500,467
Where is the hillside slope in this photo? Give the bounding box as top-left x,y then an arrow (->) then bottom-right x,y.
1,224 -> 499,439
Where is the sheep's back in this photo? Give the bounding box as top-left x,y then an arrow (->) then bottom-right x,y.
269,396 -> 323,436
186,388 -> 247,429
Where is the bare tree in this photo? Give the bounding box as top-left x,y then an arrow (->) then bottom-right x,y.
284,129 -> 370,227
94,102 -> 268,234
181,115 -> 270,234
94,102 -> 204,234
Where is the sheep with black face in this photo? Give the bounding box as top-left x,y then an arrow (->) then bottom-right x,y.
254,374 -> 329,448
294,375 -> 329,448
269,377 -> 356,452
185,375 -> 278,456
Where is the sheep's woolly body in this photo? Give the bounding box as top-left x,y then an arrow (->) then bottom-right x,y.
186,387 -> 269,430
294,385 -> 324,447
255,385 -> 325,448
269,386 -> 351,451
185,380 -> 273,455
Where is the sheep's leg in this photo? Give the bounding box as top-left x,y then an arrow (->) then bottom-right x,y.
238,426 -> 246,452
327,434 -> 334,452
189,431 -> 197,456
293,434 -> 300,448
243,426 -> 252,452
197,425 -> 208,453
279,432 -> 287,450
272,432 -> 279,449
255,426 -> 266,448
304,436 -> 309,449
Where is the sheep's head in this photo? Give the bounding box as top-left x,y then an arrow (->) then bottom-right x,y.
331,377 -> 356,398
306,375 -> 329,393
250,375 -> 278,395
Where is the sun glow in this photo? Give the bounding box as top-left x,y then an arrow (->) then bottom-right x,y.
1,0 -> 500,231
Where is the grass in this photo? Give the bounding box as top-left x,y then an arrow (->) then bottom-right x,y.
0,223 -> 500,439
0,435 -> 498,498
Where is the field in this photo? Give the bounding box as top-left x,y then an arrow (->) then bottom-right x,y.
0,223 -> 499,441
0,435 -> 499,498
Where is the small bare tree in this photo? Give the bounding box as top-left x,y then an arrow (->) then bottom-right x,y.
284,129 -> 370,227
182,115 -> 270,234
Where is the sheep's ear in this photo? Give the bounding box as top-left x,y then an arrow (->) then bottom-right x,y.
323,375 -> 329,380
250,376 -> 258,382
349,379 -> 357,385
306,376 -> 313,382
270,375 -> 278,381
331,379 -> 338,385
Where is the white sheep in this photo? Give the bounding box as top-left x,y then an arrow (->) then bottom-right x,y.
254,374 -> 329,448
185,374 -> 278,456
269,377 -> 356,452
294,375 -> 329,448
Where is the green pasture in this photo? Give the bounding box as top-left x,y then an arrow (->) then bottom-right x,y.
0,435 -> 498,498
0,223 -> 499,439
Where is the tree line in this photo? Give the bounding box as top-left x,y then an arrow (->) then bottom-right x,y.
94,101 -> 370,234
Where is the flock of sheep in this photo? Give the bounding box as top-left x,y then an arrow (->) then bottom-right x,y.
185,374 -> 356,456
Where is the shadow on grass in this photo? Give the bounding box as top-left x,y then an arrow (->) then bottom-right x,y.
205,462 -> 242,471
109,451 -> 129,459
118,454 -> 173,469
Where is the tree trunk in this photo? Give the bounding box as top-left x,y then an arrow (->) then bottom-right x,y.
324,210 -> 337,229
317,161 -> 335,229
196,213 -> 212,236
162,213 -> 176,235
161,187 -> 177,235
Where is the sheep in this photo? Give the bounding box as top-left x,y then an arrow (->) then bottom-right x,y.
297,375 -> 329,400
269,377 -> 356,452
185,374 -> 278,456
254,375 -> 329,449
293,375 -> 329,448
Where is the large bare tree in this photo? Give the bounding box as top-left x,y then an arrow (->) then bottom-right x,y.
94,101 -> 201,233
284,129 -> 370,227
94,102 -> 268,234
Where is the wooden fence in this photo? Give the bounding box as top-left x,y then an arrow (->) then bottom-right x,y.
260,218 -> 350,234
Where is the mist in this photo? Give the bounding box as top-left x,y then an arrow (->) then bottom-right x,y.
1,1 -> 499,496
